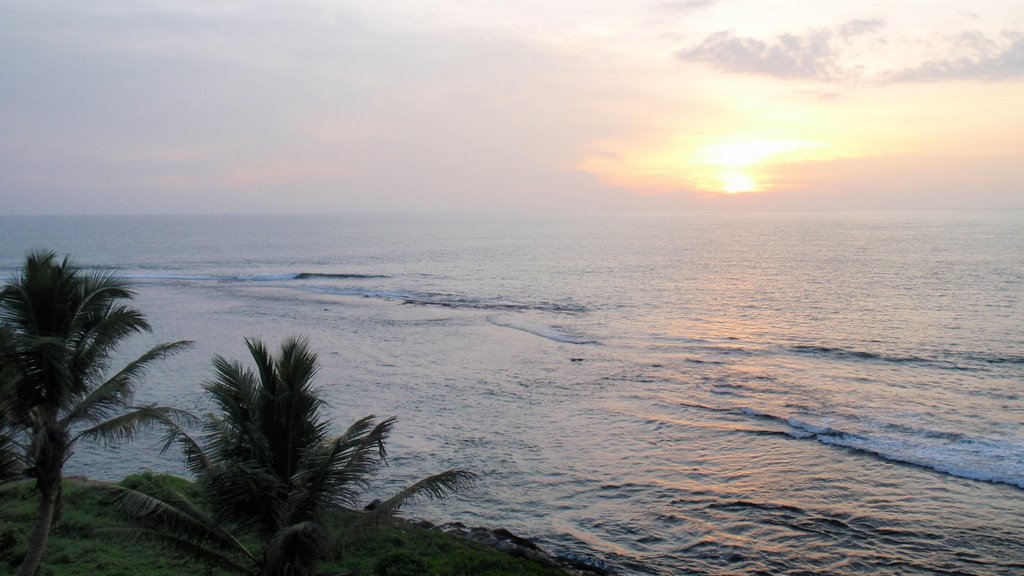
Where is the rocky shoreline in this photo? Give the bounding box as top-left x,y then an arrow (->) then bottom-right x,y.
411,519 -> 614,576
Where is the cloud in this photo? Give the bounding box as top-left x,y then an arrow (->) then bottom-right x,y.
660,0 -> 716,10
838,19 -> 885,38
885,31 -> 1024,82
678,26 -> 851,81
680,21 -> 1024,85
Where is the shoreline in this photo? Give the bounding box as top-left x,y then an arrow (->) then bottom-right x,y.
5,474 -> 619,576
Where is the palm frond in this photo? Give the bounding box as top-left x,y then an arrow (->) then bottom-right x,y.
62,340 -> 192,426
67,303 -> 153,389
368,469 -> 477,519
149,409 -> 211,473
245,338 -> 276,398
204,459 -> 287,536
264,521 -> 328,576
101,479 -> 258,565
72,404 -> 195,446
206,357 -> 260,433
103,527 -> 257,575
274,336 -> 321,399
258,336 -> 326,483
8,334 -> 73,417
288,416 -> 395,518
0,427 -> 24,483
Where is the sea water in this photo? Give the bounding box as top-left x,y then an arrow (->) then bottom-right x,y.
1,212 -> 1022,575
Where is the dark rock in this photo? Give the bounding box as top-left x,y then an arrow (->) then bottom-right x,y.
433,522 -> 616,575
467,528 -> 500,547
557,550 -> 612,575
492,528 -> 540,550
363,499 -> 382,511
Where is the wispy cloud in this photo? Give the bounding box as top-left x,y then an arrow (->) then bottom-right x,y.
884,31 -> 1024,81
680,21 -> 1024,84
660,0 -> 716,11
677,20 -> 883,81
838,19 -> 885,38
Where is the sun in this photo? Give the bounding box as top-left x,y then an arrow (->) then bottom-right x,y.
721,172 -> 757,194
576,135 -> 828,197
699,139 -> 823,194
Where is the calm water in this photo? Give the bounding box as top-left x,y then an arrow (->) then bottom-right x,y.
2,212 -> 1022,575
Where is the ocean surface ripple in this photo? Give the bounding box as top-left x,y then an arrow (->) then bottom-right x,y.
2,212 -> 1022,575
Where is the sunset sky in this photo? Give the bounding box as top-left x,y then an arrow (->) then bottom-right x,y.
2,0 -> 1022,214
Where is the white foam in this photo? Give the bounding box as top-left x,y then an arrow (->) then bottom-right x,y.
817,433 -> 1024,489
772,412 -> 1024,489
487,317 -> 596,345
233,273 -> 299,281
786,418 -> 836,435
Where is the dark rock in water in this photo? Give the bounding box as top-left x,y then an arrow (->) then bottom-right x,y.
491,528 -> 540,551
435,521 -> 468,535
412,519 -> 435,530
363,499 -> 381,511
570,358 -> 585,362
468,527 -> 500,547
430,521 -> 615,574
557,550 -> 612,575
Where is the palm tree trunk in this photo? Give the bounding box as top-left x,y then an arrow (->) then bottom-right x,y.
17,426 -> 67,576
15,475 -> 60,576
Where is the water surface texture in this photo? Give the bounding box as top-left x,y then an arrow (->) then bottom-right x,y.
2,212 -> 1022,575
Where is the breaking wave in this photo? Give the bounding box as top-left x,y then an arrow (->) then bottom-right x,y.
487,317 -> 597,345
678,402 -> 1024,490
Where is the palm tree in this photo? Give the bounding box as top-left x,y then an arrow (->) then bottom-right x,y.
1,324 -> 25,483
109,336 -> 475,576
0,250 -> 191,576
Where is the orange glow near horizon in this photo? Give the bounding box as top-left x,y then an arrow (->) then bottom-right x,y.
720,172 -> 757,194
701,139 -> 824,194
579,136 -> 830,196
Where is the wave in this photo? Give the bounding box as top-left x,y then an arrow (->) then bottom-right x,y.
124,271 -> 388,282
487,317 -> 596,345
294,272 -> 390,279
119,271 -> 587,314
789,345 -> 941,366
402,297 -> 585,314
794,342 -> 1024,368
678,402 -> 1024,490
786,344 -> 1024,370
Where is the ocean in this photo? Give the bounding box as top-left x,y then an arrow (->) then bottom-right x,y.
1,212 -> 1022,575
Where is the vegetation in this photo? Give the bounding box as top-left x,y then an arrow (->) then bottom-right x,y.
0,251 -> 191,576
0,252 -> 547,576
0,474 -> 564,576
106,337 -> 477,576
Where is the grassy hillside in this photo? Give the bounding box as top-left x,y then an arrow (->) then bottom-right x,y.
0,474 -> 565,576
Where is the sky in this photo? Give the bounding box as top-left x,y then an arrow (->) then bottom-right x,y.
1,0 -> 1022,214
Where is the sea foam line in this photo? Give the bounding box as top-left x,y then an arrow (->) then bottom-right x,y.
124,271 -> 389,282
680,402 -> 1024,490
487,317 -> 597,345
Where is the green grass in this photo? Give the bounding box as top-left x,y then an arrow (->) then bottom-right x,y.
327,520 -> 560,576
0,476 -> 205,576
0,474 -> 565,576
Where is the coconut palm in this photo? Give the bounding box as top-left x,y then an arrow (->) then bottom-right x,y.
109,336 -> 474,576
0,250 -> 191,576
0,324 -> 25,483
